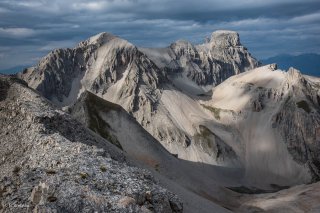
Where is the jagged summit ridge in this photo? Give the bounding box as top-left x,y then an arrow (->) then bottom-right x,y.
210,30 -> 241,47
78,32 -> 133,48
88,32 -> 117,44
141,30 -> 259,92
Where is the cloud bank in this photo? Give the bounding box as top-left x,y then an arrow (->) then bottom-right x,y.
0,0 -> 319,70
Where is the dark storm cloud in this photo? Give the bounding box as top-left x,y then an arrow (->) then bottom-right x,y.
133,1 -> 320,22
0,0 -> 319,70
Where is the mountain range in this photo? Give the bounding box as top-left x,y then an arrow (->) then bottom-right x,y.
262,53 -> 320,76
1,30 -> 320,212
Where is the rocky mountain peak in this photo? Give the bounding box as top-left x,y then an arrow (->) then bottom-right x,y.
287,67 -> 303,84
210,30 -> 241,47
171,39 -> 193,47
170,40 -> 197,58
287,67 -> 302,77
78,32 -> 132,48
268,63 -> 278,71
88,32 -> 116,44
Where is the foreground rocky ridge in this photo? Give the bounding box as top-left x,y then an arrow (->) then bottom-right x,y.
0,75 -> 182,213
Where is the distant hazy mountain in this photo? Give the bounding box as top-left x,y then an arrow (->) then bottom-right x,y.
0,65 -> 28,74
262,53 -> 320,76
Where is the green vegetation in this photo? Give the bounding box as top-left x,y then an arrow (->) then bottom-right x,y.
194,125 -> 214,149
296,100 -> 311,113
79,172 -> 89,179
198,125 -> 212,139
201,104 -> 221,120
12,166 -> 21,174
46,169 -> 57,175
47,196 -> 57,202
154,164 -> 160,172
100,165 -> 107,172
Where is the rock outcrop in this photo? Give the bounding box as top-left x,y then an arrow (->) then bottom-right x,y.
271,68 -> 320,181
141,30 -> 259,93
201,65 -> 320,186
210,30 -> 241,47
0,75 -> 182,213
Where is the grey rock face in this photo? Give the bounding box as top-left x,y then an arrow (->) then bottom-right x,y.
142,30 -> 259,87
271,69 -> 320,180
0,76 -> 182,213
210,30 -> 241,47
18,33 -> 164,110
225,66 -> 320,182
18,48 -> 85,103
193,125 -> 238,163
18,33 -> 167,152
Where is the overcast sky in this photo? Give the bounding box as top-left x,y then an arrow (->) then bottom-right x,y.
0,0 -> 319,70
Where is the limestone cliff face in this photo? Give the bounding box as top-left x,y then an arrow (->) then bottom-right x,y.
18,33 -> 167,138
141,30 -> 259,90
18,33 -> 163,112
19,48 -> 82,103
210,30 -> 241,47
271,68 -> 320,181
